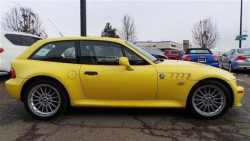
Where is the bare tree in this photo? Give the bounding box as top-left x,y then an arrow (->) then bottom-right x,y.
192,18 -> 219,49
1,6 -> 47,38
119,14 -> 137,43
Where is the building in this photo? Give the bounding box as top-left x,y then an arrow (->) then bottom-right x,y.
134,41 -> 183,51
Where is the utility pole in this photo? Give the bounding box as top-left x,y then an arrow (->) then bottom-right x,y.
80,0 -> 87,36
239,0 -> 243,48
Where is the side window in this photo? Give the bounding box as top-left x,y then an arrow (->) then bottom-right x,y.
80,41 -> 123,65
5,34 -> 22,45
22,36 -> 40,46
30,41 -> 77,63
123,47 -> 149,65
227,50 -> 233,56
231,50 -> 236,55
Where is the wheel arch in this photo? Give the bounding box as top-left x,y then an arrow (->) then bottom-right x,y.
20,75 -> 71,106
187,77 -> 234,108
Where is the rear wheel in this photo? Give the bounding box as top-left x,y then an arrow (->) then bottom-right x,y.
188,80 -> 231,120
229,62 -> 234,73
24,80 -> 68,120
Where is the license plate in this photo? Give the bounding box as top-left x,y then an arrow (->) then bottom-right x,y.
198,58 -> 206,62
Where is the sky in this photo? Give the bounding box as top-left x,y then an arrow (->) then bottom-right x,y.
0,0 -> 249,52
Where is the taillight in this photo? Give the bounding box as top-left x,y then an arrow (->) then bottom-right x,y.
10,67 -> 16,79
214,56 -> 219,61
184,56 -> 191,61
0,47 -> 4,53
236,55 -> 247,60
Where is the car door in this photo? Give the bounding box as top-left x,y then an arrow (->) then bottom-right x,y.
79,40 -> 157,100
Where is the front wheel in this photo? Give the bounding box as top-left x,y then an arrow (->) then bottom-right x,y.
24,80 -> 68,120
188,80 -> 231,120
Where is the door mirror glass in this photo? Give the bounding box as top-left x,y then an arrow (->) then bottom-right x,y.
119,57 -> 134,71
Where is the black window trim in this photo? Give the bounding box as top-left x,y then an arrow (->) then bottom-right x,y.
28,40 -> 81,64
79,40 -> 150,66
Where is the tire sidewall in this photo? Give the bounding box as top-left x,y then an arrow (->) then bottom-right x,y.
24,80 -> 68,120
187,80 -> 231,120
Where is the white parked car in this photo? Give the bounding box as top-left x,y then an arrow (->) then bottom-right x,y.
0,31 -> 42,72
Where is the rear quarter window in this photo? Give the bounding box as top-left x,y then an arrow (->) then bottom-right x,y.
30,41 -> 77,63
5,34 -> 23,45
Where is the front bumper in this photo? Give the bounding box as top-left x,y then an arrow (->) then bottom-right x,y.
227,80 -> 245,107
5,77 -> 27,101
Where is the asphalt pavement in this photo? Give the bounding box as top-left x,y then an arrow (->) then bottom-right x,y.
0,71 -> 250,141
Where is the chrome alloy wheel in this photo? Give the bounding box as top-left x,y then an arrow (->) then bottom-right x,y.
192,85 -> 226,117
28,84 -> 61,117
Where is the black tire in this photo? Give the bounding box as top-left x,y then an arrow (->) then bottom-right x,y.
229,62 -> 235,73
23,80 -> 68,120
187,80 -> 231,120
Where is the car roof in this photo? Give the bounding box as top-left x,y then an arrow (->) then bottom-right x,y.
1,30 -> 42,38
37,36 -> 125,44
186,48 -> 210,50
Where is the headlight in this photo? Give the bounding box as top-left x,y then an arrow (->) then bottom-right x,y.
234,79 -> 239,86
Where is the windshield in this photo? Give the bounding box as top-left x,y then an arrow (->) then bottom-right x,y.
143,49 -> 165,56
125,41 -> 157,62
185,49 -> 212,54
237,49 -> 250,54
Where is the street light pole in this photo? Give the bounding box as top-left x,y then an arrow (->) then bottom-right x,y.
239,0 -> 243,48
80,0 -> 87,36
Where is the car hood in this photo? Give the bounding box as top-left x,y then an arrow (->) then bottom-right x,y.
154,60 -> 235,81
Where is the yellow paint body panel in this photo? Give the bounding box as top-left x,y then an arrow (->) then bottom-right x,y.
5,37 -> 244,108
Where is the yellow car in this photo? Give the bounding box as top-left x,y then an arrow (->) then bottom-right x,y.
5,37 -> 244,120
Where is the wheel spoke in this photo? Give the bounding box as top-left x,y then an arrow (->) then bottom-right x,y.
196,101 -> 203,105
51,100 -> 59,104
199,90 -> 205,96
30,99 -> 40,102
31,94 -> 40,99
211,105 -> 215,112
210,89 -> 217,96
199,104 -> 205,110
48,105 -> 53,112
34,90 -> 42,96
204,88 -> 207,95
213,93 -> 221,97
40,87 -> 44,95
195,95 -> 203,99
214,98 -> 222,100
51,103 -> 57,108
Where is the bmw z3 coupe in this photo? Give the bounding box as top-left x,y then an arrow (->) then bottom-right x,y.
5,37 -> 244,120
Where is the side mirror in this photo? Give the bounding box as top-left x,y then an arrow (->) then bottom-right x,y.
119,57 -> 134,71
222,53 -> 227,57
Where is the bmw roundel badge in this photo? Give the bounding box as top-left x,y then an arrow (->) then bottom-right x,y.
159,74 -> 165,79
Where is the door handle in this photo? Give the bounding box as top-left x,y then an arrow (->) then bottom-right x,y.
84,71 -> 98,75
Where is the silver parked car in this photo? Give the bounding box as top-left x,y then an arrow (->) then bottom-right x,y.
221,48 -> 250,72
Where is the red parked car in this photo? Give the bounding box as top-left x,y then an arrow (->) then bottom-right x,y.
164,50 -> 184,60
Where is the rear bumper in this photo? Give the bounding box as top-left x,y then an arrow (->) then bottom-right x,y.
232,61 -> 250,70
206,62 -> 219,68
5,77 -> 26,101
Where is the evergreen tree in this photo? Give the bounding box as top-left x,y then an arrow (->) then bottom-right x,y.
101,23 -> 119,38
